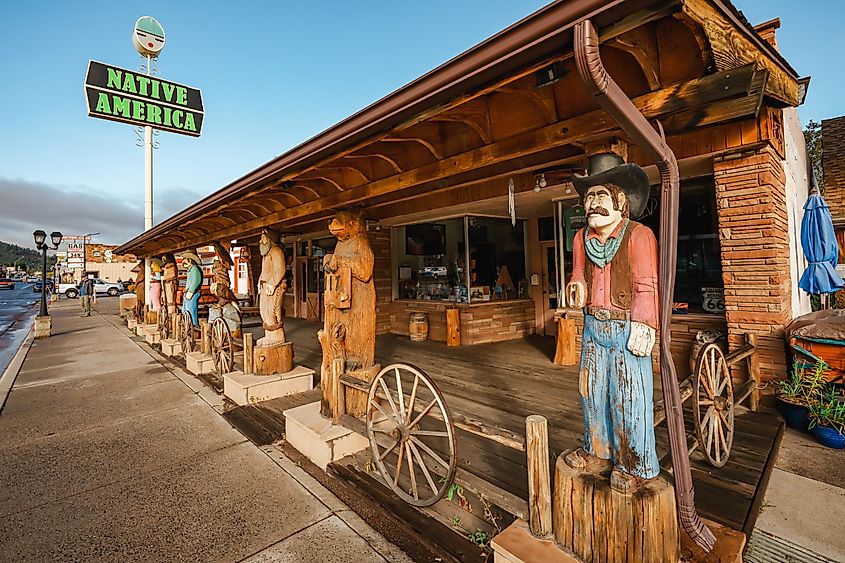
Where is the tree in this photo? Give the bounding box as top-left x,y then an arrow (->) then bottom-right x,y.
805,119 -> 823,191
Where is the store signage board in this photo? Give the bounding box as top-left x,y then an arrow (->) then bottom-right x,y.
67,243 -> 84,267
84,60 -> 204,137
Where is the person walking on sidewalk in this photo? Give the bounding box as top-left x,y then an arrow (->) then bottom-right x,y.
80,274 -> 96,317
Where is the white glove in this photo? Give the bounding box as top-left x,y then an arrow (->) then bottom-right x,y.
185,291 -> 194,300
627,322 -> 656,357
265,284 -> 275,296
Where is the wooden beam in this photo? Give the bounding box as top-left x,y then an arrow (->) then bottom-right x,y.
318,165 -> 371,184
344,153 -> 402,174
428,98 -> 493,143
611,25 -> 662,90
141,66 -> 756,253
495,86 -> 557,124
681,0 -> 799,106
297,175 -> 344,192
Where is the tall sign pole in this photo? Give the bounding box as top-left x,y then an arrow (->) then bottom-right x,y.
133,18 -> 166,312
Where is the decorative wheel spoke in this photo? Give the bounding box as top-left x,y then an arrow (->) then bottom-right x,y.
210,318 -> 233,376
366,363 -> 456,507
694,343 -> 734,467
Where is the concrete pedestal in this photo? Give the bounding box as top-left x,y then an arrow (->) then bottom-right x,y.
186,351 -> 214,375
492,519 -> 578,563
283,401 -> 368,471
224,365 -> 314,406
127,318 -> 138,330
160,339 -> 182,357
145,329 -> 161,345
34,315 -> 52,339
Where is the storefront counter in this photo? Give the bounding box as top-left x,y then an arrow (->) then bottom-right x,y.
386,298 -> 535,345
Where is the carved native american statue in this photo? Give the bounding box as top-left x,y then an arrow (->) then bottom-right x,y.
257,228 -> 287,347
211,241 -> 239,309
564,153 -> 660,493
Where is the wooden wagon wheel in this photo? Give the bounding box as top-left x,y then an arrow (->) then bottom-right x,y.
157,308 -> 168,339
211,317 -> 234,376
366,363 -> 457,507
693,343 -> 734,467
180,310 -> 195,354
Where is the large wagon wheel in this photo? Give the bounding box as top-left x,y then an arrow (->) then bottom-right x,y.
211,317 -> 234,376
693,343 -> 734,467
157,307 -> 169,339
180,310 -> 195,354
366,363 -> 457,507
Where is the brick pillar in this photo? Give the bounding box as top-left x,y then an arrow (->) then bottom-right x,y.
369,228 -> 392,335
714,145 -> 791,385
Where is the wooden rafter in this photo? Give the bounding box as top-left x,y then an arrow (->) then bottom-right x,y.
289,183 -> 325,200
297,175 -> 344,192
344,153 -> 402,174
428,98 -> 493,144
495,86 -> 558,124
610,26 -> 662,90
381,135 -> 443,160
317,165 -> 371,184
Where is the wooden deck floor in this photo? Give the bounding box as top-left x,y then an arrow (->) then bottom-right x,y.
228,317 -> 783,534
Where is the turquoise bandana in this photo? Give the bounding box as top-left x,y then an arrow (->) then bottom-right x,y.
585,219 -> 629,268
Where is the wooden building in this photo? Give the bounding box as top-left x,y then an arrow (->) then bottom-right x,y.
118,0 -> 812,393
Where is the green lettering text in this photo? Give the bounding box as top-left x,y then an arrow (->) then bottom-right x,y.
106,68 -> 122,90
132,99 -> 145,120
183,112 -> 196,132
113,96 -> 131,118
95,92 -> 111,113
161,82 -> 175,102
176,86 -> 187,105
136,76 -> 150,96
122,73 -> 137,94
148,103 -> 162,125
172,109 -> 183,128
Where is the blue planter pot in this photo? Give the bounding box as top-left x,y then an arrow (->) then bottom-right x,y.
777,399 -> 810,432
811,425 -> 845,449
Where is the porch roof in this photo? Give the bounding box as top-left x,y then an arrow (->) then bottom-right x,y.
118,0 -> 799,257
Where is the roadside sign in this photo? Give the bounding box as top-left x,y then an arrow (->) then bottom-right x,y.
67,243 -> 84,268
84,60 -> 204,136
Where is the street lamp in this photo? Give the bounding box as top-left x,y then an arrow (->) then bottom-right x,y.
33,229 -> 62,317
82,232 -> 100,279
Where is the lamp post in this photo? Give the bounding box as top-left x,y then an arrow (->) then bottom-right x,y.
82,232 -> 100,280
33,230 -> 63,318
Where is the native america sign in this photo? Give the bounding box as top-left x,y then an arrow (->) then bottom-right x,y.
84,60 -> 204,136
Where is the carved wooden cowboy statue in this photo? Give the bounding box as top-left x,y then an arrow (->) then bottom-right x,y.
564,152 -> 659,494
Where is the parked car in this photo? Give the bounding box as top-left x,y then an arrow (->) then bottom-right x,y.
33,279 -> 53,292
26,276 -> 38,283
62,279 -> 123,298
0,278 -> 15,290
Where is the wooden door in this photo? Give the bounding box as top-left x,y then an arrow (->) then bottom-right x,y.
305,257 -> 323,322
296,257 -> 308,319
541,241 -> 559,336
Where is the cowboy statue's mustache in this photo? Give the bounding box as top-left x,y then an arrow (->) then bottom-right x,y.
587,206 -> 610,217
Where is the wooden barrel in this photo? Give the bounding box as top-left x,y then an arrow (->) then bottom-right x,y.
409,312 -> 429,342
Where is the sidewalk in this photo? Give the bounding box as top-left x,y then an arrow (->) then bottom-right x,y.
0,299 -> 411,562
745,427 -> 845,563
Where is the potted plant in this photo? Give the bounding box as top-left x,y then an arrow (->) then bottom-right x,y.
808,388 -> 845,449
776,360 -> 828,432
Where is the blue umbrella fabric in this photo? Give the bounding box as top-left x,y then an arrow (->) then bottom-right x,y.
799,192 -> 845,294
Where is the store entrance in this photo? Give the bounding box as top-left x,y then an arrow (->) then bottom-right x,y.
297,256 -> 322,322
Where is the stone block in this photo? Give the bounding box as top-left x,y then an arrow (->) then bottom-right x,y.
160,339 -> 182,357
283,401 -> 368,471
127,318 -> 137,330
186,351 -> 214,375
34,316 -> 52,339
224,365 -> 314,406
134,324 -> 145,337
145,329 -> 161,345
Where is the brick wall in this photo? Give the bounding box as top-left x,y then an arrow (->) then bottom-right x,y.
822,116 -> 845,221
714,145 -> 792,384
369,229 -> 392,335
385,299 -> 535,345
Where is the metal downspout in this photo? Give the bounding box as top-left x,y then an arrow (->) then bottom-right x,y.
573,19 -> 716,552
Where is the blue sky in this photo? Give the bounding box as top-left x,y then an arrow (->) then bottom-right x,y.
0,1 -> 840,249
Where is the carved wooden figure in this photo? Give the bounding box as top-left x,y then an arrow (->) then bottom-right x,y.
162,253 -> 178,316
132,261 -> 145,320
257,229 -> 287,346
318,210 -> 377,418
563,153 -> 660,493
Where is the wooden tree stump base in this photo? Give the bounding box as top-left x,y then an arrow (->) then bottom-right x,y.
553,452 -> 679,563
345,363 -> 381,417
253,341 -> 294,375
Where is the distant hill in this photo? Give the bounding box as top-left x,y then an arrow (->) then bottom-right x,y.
0,240 -> 56,273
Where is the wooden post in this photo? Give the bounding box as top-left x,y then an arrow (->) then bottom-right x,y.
553,316 -> 577,366
746,333 -> 760,411
526,415 -> 552,537
446,308 -> 461,347
243,332 -> 254,374
200,320 -> 209,354
332,358 -> 345,424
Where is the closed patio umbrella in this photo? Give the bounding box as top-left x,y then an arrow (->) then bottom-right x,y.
798,191 -> 844,295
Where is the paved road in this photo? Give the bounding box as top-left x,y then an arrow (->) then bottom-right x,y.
0,283 -> 38,376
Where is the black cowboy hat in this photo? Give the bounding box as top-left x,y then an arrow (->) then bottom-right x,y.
572,153 -> 650,218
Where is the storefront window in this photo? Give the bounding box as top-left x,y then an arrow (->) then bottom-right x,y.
394,218 -> 468,302
468,217 -> 528,301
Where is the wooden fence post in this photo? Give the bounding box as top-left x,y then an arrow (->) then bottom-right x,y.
746,333 -> 760,411
244,332 -> 254,374
553,316 -> 577,366
526,414 -> 552,537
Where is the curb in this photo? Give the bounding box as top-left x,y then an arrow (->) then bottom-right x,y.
0,326 -> 35,415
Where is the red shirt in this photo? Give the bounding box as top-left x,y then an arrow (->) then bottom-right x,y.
570,220 -> 659,329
